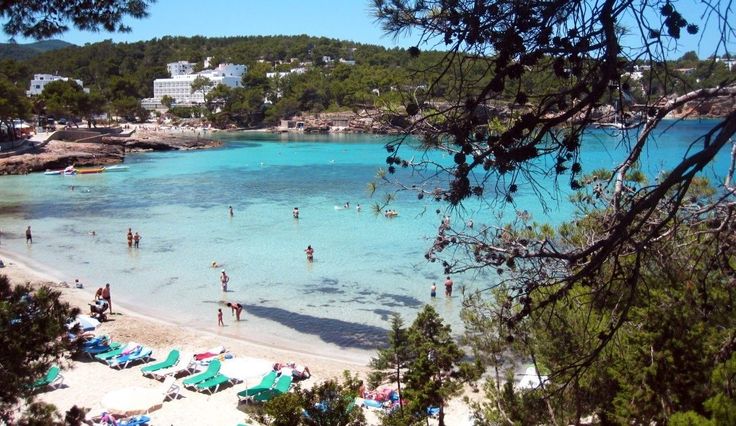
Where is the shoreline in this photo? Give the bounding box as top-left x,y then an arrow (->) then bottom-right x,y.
0,247 -> 373,370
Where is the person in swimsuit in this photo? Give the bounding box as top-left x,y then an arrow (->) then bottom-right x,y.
444,276 -> 454,297
220,270 -> 229,292
305,245 -> 314,262
102,283 -> 112,313
25,226 -> 32,244
431,283 -> 437,298
126,228 -> 133,247
217,308 -> 224,326
227,302 -> 244,321
293,207 -> 299,218
133,232 -> 141,248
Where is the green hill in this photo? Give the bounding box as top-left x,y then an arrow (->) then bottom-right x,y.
0,39 -> 75,60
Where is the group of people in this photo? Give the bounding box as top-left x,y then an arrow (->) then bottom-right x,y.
91,283 -> 113,319
430,276 -> 454,298
384,209 -> 399,217
126,228 -> 141,248
217,302 -> 245,325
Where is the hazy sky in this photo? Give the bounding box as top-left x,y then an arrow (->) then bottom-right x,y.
5,0 -> 733,58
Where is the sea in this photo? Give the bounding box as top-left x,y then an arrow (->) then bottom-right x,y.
0,120 -> 731,363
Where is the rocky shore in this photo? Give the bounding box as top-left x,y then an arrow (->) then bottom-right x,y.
0,131 -> 222,175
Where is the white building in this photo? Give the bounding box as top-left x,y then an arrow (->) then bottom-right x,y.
166,61 -> 195,76
27,74 -> 88,96
143,61 -> 247,109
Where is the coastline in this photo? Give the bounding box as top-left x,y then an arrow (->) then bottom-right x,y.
0,247 -> 376,424
0,246 -> 372,369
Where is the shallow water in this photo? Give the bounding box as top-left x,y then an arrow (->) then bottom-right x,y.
0,121 -> 730,360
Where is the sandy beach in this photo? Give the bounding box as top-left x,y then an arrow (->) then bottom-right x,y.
0,249 -> 476,425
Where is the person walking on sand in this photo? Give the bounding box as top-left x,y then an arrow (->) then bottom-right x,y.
102,283 -> 112,313
444,276 -> 454,297
217,308 -> 224,326
126,228 -> 133,247
25,226 -> 32,244
431,282 -> 437,298
220,270 -> 229,292
305,245 -> 314,262
133,232 -> 141,248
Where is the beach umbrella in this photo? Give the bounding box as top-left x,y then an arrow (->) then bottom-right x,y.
101,387 -> 163,416
220,357 -> 273,382
68,315 -> 100,332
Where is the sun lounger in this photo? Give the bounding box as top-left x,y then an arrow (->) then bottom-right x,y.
83,341 -> 121,357
141,349 -> 180,377
150,352 -> 195,379
31,365 -> 64,390
194,373 -> 230,394
118,415 -> 151,426
182,359 -> 221,388
251,374 -> 293,402
95,342 -> 138,361
160,375 -> 180,401
237,370 -> 278,402
108,346 -> 153,369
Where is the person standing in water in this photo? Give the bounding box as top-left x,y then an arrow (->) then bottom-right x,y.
25,226 -> 32,244
305,245 -> 314,262
229,206 -> 234,217
126,228 -> 133,247
227,302 -> 244,321
133,232 -> 141,248
293,207 -> 299,219
430,283 -> 437,298
444,276 -> 454,297
220,270 -> 230,292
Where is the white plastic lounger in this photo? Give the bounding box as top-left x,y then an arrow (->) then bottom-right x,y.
151,352 -> 195,380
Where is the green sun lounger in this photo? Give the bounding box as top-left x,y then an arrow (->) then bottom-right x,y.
195,373 -> 230,394
141,349 -> 180,377
92,342 -> 126,360
182,359 -> 221,388
31,365 -> 64,390
251,374 -> 293,402
237,370 -> 278,402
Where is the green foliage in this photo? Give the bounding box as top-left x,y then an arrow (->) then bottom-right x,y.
263,391 -> 304,426
301,372 -> 365,426
38,80 -> 88,118
0,275 -> 79,423
0,73 -> 31,141
371,307 -> 466,426
259,371 -> 365,426
0,0 -> 152,40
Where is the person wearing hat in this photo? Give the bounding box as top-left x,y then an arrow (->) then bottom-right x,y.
220,270 -> 229,292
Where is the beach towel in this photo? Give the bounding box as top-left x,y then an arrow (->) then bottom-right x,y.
194,345 -> 225,361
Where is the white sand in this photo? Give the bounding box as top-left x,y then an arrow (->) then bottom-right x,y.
0,250 -> 478,425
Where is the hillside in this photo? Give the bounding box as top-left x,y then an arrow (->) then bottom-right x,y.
0,39 -> 75,60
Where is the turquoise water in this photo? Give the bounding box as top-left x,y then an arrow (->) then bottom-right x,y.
0,121 -> 731,361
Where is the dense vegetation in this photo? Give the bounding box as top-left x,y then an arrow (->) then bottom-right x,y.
0,39 -> 73,61
0,34 -> 732,133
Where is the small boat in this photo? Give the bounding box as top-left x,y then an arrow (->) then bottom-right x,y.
103,165 -> 129,172
75,167 -> 105,174
44,169 -> 63,175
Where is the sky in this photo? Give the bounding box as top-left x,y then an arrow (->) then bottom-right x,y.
5,0 -> 734,58
11,0 -> 420,49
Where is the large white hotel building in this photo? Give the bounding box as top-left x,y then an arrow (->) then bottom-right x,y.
142,60 -> 247,110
